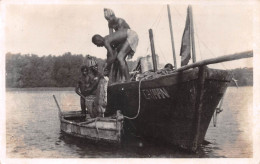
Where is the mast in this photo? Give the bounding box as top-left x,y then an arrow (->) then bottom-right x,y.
167,4 -> 177,69
149,29 -> 158,72
189,5 -> 196,63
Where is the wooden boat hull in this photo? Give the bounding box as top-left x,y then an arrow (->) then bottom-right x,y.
60,111 -> 124,143
106,67 -> 232,150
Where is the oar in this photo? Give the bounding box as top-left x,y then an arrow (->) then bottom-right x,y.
53,95 -> 63,119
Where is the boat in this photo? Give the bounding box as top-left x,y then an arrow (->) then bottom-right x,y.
53,95 -> 124,143
105,5 -> 253,151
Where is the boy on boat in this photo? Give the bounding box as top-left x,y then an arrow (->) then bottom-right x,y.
92,28 -> 139,82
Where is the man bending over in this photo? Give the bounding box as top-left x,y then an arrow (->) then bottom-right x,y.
92,29 -> 138,82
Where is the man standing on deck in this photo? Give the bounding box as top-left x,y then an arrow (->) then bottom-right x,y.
92,28 -> 139,82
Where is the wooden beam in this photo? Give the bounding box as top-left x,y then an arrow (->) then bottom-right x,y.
189,5 -> 196,63
149,29 -> 158,72
192,65 -> 206,151
176,50 -> 253,72
167,4 -> 177,68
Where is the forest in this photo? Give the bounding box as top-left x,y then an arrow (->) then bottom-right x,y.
5,53 -> 253,88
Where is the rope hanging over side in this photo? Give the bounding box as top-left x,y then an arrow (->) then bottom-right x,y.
123,77 -> 146,120
213,92 -> 225,127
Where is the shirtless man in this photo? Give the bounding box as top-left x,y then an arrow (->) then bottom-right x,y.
75,65 -> 90,114
104,8 -> 131,83
92,29 -> 138,82
75,63 -> 101,114
104,8 -> 130,35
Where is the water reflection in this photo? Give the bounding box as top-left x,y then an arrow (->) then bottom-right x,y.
57,128 -> 220,158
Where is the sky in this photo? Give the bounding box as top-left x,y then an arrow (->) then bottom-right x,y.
2,1 -> 255,69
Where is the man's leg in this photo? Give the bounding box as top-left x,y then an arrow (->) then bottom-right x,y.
80,97 -> 87,114
117,41 -> 132,82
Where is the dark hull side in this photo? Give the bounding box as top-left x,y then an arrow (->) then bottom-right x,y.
106,67 -> 232,151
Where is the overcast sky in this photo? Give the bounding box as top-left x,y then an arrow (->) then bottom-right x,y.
2,1 -> 254,69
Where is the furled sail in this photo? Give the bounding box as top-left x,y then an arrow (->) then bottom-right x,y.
180,7 -> 191,66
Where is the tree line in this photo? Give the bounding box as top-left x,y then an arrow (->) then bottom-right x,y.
229,67 -> 253,86
6,53 -> 253,88
5,52 -> 136,88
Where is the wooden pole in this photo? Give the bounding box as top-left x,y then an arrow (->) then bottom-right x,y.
149,29 -> 158,72
167,4 -> 177,69
53,95 -> 62,119
175,50 -> 253,72
192,65 -> 206,151
189,5 -> 196,63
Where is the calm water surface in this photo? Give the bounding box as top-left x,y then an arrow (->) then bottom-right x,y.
6,87 -> 253,158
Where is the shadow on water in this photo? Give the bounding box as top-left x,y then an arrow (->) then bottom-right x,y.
57,130 -> 219,158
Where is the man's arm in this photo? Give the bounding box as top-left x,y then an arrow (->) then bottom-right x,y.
75,82 -> 85,98
104,39 -> 118,68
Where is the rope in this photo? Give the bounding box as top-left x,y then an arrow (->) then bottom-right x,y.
213,93 -> 225,127
154,6 -> 165,32
194,21 -> 202,61
123,77 -> 146,120
151,6 -> 165,29
158,44 -> 167,64
95,118 -> 100,140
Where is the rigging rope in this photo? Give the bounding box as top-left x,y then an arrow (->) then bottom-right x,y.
158,44 -> 167,64
151,6 -> 165,29
154,6 -> 165,32
194,21 -> 202,61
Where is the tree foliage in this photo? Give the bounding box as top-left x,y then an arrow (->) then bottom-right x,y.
6,52 -> 105,88
6,52 -> 253,88
229,67 -> 253,86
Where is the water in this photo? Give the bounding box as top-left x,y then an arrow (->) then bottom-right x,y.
5,87 -> 253,158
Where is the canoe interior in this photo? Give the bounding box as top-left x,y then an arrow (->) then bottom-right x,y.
60,111 -> 124,143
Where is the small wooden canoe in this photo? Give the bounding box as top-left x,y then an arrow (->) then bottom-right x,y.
60,111 -> 124,143
53,95 -> 124,143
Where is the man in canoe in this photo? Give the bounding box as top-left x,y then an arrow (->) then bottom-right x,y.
75,57 -> 101,115
92,28 -> 139,82
75,57 -> 109,117
75,65 -> 89,114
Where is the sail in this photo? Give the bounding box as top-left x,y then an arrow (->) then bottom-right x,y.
180,6 -> 191,66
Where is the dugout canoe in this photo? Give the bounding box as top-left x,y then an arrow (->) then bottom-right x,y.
53,96 -> 124,143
